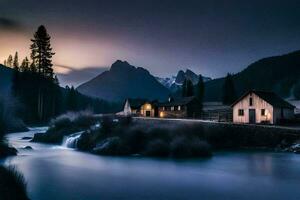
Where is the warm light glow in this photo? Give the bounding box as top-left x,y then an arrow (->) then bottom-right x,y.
145,104 -> 151,110
266,110 -> 271,120
160,112 -> 164,118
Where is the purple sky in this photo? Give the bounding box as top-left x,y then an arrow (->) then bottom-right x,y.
1,0 -> 300,86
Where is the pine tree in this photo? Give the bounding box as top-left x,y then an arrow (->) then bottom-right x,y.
182,79 -> 194,97
30,25 -> 55,79
196,75 -> 205,112
20,57 -> 30,72
182,79 -> 187,97
7,55 -> 13,67
66,86 -> 78,111
30,25 -> 56,121
13,52 -> 19,69
186,79 -> 194,97
222,73 -> 237,105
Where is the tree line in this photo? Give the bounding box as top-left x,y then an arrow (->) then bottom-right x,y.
181,73 -> 237,113
3,25 -> 120,124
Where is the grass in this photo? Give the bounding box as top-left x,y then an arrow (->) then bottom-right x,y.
32,110 -> 97,144
75,116 -> 213,158
0,166 -> 29,200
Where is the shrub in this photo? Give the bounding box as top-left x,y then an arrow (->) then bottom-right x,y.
73,112 -> 96,128
143,139 -> 169,157
118,116 -> 132,126
170,136 -> 212,158
33,111 -> 97,144
77,130 -> 97,151
92,137 -> 129,156
49,116 -> 72,131
100,116 -> 115,134
122,129 -> 147,154
0,166 -> 29,200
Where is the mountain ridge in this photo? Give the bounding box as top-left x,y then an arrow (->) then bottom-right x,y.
204,50 -> 300,101
77,60 -> 170,102
156,69 -> 211,92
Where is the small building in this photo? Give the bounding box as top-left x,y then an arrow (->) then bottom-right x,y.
140,101 -> 159,117
232,90 -> 295,124
158,96 -> 201,118
122,99 -> 146,116
202,102 -> 232,122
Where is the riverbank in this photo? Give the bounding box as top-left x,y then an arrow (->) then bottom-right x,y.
32,114 -> 300,158
3,127 -> 300,200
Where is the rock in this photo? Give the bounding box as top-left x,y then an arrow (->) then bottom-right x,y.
287,143 -> 300,153
0,144 -> 17,157
21,137 -> 32,140
92,137 -> 128,156
23,146 -> 33,150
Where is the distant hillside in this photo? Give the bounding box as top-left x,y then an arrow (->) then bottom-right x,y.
205,50 -> 300,101
156,69 -> 211,92
77,60 -> 170,102
0,64 -> 13,96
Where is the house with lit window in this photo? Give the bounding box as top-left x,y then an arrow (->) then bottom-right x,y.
157,96 -> 202,118
122,99 -> 146,116
140,101 -> 159,117
231,90 -> 295,124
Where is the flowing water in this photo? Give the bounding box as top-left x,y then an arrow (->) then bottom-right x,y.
62,131 -> 84,148
2,128 -> 300,200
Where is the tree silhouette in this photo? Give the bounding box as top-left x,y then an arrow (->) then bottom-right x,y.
182,79 -> 194,97
182,79 -> 187,97
30,25 -> 55,79
196,75 -> 205,112
30,25 -> 56,120
222,73 -> 237,105
7,55 -> 13,67
13,52 -> 19,69
20,57 -> 30,72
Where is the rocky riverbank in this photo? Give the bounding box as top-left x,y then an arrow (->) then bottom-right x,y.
32,113 -> 300,158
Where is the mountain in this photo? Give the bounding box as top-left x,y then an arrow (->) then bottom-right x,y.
204,50 -> 300,101
156,69 -> 211,92
0,64 -> 13,96
77,60 -> 170,102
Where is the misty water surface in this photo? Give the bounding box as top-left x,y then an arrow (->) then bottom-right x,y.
2,128 -> 300,200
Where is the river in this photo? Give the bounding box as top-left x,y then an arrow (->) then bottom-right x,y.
2,127 -> 300,200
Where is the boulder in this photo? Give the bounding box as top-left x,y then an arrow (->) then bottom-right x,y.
92,137 -> 128,156
23,146 -> 33,150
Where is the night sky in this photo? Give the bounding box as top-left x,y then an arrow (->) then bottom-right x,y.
1,0 -> 300,86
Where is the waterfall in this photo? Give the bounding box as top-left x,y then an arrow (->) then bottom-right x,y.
62,131 -> 84,148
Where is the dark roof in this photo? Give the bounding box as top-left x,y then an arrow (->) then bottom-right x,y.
231,90 -> 295,109
159,96 -> 198,107
126,98 -> 146,109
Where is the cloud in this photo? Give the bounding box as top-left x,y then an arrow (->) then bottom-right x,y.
54,64 -> 108,87
0,17 -> 25,31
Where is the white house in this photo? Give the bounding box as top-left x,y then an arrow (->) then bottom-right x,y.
232,90 -> 295,124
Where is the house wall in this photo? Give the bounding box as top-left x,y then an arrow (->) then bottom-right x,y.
123,100 -> 131,116
233,93 -> 274,124
158,106 -> 187,118
140,103 -> 155,117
